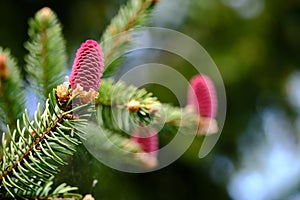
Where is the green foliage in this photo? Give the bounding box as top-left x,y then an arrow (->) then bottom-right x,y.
97,79 -> 159,129
0,89 -> 90,198
94,80 -> 203,169
25,7 -> 67,100
81,123 -> 145,168
95,80 -> 160,166
101,0 -> 157,77
0,48 -> 26,132
154,104 -> 199,135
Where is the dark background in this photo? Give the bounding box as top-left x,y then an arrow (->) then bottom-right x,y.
1,0 -> 300,199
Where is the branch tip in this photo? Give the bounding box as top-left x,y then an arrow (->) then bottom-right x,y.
0,53 -> 8,80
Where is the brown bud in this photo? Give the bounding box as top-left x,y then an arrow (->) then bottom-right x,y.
109,25 -> 116,34
127,99 -> 141,113
82,194 -> 95,200
134,152 -> 158,169
198,116 -> 219,135
0,53 -> 9,80
30,130 -> 37,138
56,84 -> 71,104
39,7 -> 52,20
72,84 -> 99,104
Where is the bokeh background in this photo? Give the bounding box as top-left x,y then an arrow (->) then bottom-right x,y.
1,0 -> 300,199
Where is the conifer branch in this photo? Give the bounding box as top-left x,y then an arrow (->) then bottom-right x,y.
0,38 -> 103,199
100,0 -> 159,77
83,123 -> 141,155
97,80 -> 217,136
96,79 -> 160,132
82,122 -> 159,169
0,48 -> 26,132
0,88 -> 91,198
154,104 -> 199,134
25,7 -> 67,100
154,104 -> 218,136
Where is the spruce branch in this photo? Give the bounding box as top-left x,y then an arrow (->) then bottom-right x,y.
0,48 -> 26,132
0,89 -> 90,198
153,103 -> 218,136
82,122 -> 160,169
92,79 -> 162,168
0,39 -> 104,199
100,0 -> 159,77
25,7 -> 67,100
96,79 -> 160,132
84,123 -> 141,156
154,104 -> 199,134
22,176 -> 82,200
96,79 -> 217,136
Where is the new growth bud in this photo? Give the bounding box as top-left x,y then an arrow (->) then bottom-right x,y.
56,84 -> 70,103
127,99 -> 141,113
39,7 -> 52,20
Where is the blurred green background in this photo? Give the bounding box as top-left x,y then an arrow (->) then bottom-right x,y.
1,0 -> 300,199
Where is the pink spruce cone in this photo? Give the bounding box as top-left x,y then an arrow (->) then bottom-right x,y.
69,40 -> 104,92
187,74 -> 218,118
131,127 -> 158,156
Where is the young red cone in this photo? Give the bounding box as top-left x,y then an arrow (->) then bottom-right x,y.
187,74 -> 218,134
69,39 -> 104,92
131,127 -> 159,168
131,127 -> 158,156
187,74 -> 218,118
